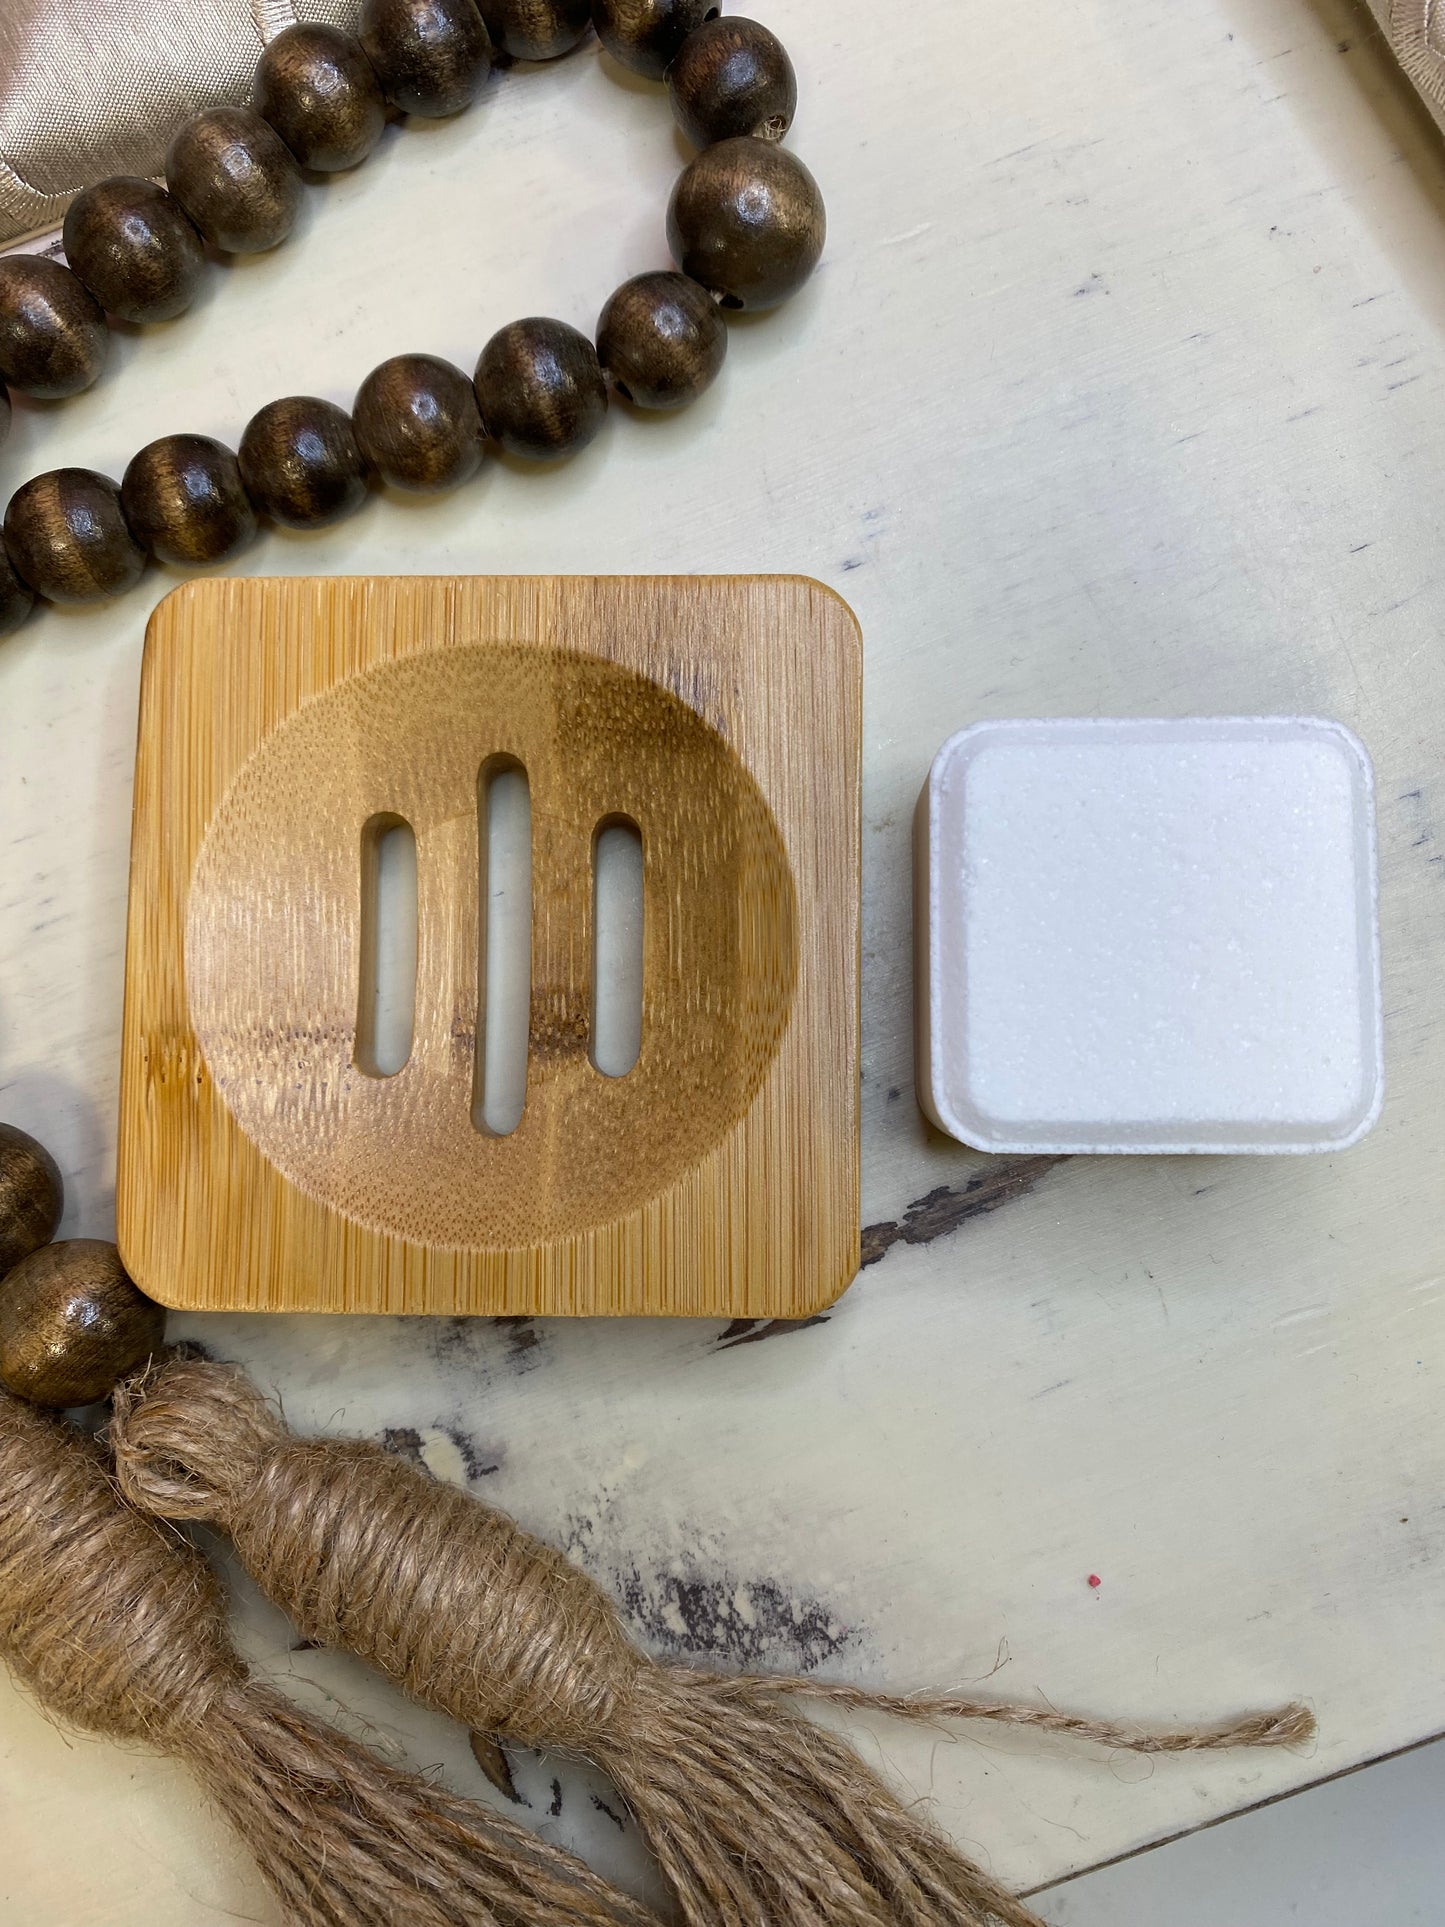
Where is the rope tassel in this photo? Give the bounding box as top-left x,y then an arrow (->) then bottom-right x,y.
111,1353 -> 1317,1927
0,1387 -> 656,1927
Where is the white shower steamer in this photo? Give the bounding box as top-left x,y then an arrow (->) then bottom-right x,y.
915,717 -> 1383,1155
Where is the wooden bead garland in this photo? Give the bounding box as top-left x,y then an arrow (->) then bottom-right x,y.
353,352 -> 486,489
165,107 -> 305,255
0,1125 -> 164,1409
597,270 -> 727,408
475,317 -> 609,460
0,256 -> 108,401
239,395 -> 371,528
593,0 -> 718,80
0,1126 -> 62,1280
666,14 -> 796,146
361,0 -> 496,117
0,5 -> 826,641
122,435 -> 258,567
480,0 -> 594,62
3,469 -> 146,604
667,136 -> 825,310
61,177 -> 205,326
0,1240 -> 164,1409
255,22 -> 389,173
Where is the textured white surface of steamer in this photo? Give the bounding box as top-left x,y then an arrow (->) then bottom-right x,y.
917,717 -> 1383,1154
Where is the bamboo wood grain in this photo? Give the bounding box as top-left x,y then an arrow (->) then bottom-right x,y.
117,575 -> 861,1318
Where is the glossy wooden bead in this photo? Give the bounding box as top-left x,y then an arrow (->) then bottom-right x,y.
477,0 -> 591,61
3,470 -> 145,604
360,0 -> 493,117
597,271 -> 726,409
62,178 -> 204,326
0,1240 -> 164,1407
592,0 -> 716,79
0,1126 -> 63,1280
0,257 -> 108,400
0,547 -> 34,638
239,396 -> 370,528
354,353 -> 485,489
166,106 -> 304,254
122,435 -> 258,567
474,318 -> 607,460
667,136 -> 824,310
256,23 -> 387,173
668,15 -> 796,146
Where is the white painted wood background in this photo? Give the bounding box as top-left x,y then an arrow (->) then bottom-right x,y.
2,0 -> 1444,1917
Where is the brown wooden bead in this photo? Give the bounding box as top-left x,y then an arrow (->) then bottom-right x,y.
62,178 -> 205,326
239,395 -> 370,528
166,106 -> 304,254
0,1126 -> 63,1280
256,24 -> 388,173
597,270 -> 726,409
0,257 -> 108,401
360,0 -> 493,117
354,353 -> 485,490
667,136 -> 824,310
3,469 -> 146,604
0,1240 -> 164,1407
668,15 -> 796,146
0,379 -> 8,448
474,318 -> 607,460
477,0 -> 591,61
0,546 -> 34,638
122,435 -> 258,567
592,0 -> 716,79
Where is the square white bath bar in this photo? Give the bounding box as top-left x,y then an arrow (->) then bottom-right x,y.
915,717 -> 1383,1155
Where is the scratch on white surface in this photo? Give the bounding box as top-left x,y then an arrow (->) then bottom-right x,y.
1273,1303 -> 1329,1332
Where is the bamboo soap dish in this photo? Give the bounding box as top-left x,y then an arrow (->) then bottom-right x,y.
117,575 -> 861,1320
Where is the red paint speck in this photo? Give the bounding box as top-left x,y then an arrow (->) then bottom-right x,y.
1087,1574 -> 1102,1589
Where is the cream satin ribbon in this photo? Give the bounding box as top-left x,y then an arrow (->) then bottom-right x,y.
0,0 -> 361,247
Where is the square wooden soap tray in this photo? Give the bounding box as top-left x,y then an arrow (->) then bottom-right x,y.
117,575 -> 861,1319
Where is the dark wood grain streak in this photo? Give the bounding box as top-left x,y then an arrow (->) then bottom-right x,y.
715,1315 -> 830,1349
860,1157 -> 1069,1268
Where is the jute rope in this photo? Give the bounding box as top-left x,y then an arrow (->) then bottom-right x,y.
0,1385 -> 655,1927
111,1352 -> 1318,1927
